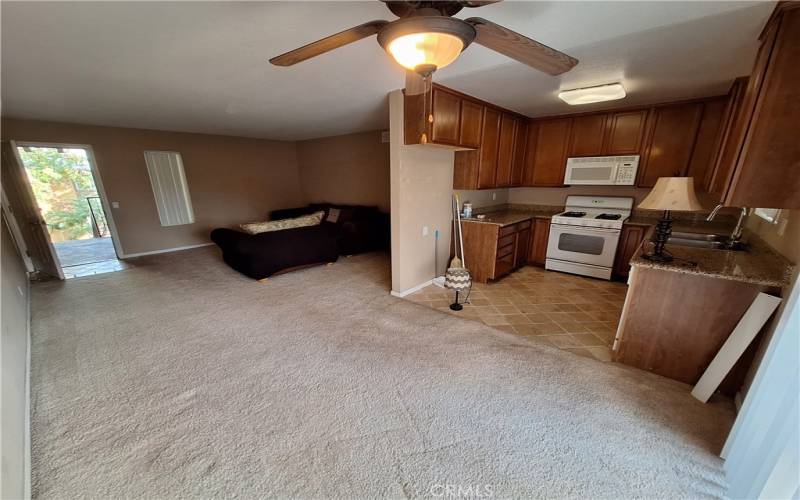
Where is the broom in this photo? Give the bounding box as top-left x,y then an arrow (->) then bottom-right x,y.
449,193 -> 466,269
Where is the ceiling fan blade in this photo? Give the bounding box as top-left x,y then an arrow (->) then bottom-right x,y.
270,20 -> 388,66
405,71 -> 428,96
460,1 -> 502,7
464,17 -> 577,75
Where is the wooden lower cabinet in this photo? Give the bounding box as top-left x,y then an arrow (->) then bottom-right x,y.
614,265 -> 778,395
612,223 -> 649,279
461,219 -> 533,283
528,218 -> 551,265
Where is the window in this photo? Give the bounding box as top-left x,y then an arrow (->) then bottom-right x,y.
143,151 -> 195,226
753,208 -> 781,224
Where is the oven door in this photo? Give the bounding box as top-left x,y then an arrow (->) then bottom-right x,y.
546,224 -> 621,268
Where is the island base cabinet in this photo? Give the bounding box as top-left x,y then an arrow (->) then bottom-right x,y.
613,265 -> 778,396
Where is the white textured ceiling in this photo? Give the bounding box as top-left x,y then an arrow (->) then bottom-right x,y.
1,1 -> 775,140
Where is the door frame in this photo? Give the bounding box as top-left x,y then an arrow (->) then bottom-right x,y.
1,187 -> 35,272
12,141 -> 124,261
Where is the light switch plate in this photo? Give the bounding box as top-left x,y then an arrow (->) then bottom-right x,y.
111,201 -> 120,209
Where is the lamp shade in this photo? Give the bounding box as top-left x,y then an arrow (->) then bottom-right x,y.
638,177 -> 704,212
444,267 -> 471,291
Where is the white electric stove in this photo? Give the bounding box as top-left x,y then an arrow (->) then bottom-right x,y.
546,196 -> 634,280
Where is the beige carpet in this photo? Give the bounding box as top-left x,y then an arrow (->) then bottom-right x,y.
29,248 -> 734,498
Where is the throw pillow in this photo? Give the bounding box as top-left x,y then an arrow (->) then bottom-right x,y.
240,211 -> 325,235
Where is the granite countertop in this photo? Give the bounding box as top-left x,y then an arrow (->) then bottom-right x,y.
460,208 -> 560,226
631,223 -> 793,288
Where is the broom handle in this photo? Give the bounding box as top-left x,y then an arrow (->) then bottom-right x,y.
455,194 -> 466,267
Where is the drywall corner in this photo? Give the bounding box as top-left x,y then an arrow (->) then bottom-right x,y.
389,90 -> 455,294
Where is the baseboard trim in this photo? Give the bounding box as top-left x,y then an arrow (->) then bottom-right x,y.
391,279 -> 432,298
120,242 -> 215,259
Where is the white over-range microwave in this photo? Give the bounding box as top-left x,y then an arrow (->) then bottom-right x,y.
563,155 -> 639,185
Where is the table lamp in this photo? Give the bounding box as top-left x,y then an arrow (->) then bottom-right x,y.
444,267 -> 471,311
637,177 -> 704,262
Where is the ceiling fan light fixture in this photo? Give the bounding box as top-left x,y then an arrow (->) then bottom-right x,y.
558,83 -> 626,105
387,32 -> 464,71
377,16 -> 475,74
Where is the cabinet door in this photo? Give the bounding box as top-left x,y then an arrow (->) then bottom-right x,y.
568,113 -> 607,157
686,98 -> 727,191
726,8 -> 800,209
604,110 -> 648,155
515,228 -> 531,268
613,224 -> 648,279
637,103 -> 703,188
521,121 -> 539,186
528,218 -> 551,265
453,151 -> 479,190
459,99 -> 483,148
706,78 -> 748,201
494,113 -> 516,187
477,107 -> 502,189
510,120 -> 528,187
430,88 -> 461,145
531,118 -> 571,187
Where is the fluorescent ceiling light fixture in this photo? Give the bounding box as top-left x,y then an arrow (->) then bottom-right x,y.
558,83 -> 627,105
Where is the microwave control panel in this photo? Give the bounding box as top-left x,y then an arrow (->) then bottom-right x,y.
615,162 -> 637,185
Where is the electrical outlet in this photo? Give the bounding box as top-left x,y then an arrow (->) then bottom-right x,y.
111,201 -> 120,209
422,226 -> 429,236
492,192 -> 497,201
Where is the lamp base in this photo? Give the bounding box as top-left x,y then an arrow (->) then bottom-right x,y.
449,303 -> 463,311
641,252 -> 674,263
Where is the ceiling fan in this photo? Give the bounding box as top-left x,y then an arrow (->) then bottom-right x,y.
270,0 -> 578,94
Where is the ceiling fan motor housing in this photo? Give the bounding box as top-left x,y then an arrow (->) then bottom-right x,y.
377,16 -> 477,74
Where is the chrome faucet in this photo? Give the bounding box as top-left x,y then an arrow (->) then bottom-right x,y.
707,204 -> 748,247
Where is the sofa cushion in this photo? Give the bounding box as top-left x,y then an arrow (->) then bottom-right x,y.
240,211 -> 324,235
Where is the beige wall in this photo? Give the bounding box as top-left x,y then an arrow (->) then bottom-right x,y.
746,209 -> 800,264
390,91 -> 454,294
1,118 -> 304,256
455,189 -> 509,210
508,186 -> 653,208
2,217 -> 30,500
296,131 -> 390,212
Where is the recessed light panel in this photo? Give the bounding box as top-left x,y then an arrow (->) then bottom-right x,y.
558,83 -> 626,105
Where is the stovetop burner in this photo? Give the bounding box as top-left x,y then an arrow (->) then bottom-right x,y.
561,211 -> 587,218
596,213 -> 622,220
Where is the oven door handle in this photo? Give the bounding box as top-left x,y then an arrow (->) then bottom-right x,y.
549,224 -> 621,234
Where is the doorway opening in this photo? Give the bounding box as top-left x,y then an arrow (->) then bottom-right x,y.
16,144 -> 128,279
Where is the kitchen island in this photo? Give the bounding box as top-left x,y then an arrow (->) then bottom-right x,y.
613,226 -> 793,394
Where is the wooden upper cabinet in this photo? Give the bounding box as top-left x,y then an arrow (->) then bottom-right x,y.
495,113 -> 516,187
430,88 -> 461,145
568,114 -> 607,157
724,6 -> 800,208
510,120 -> 528,187
604,110 -> 648,155
459,99 -> 484,149
637,103 -> 703,188
477,107 -> 502,189
521,121 -> 539,187
707,78 -> 748,201
531,118 -> 572,187
686,98 -> 727,191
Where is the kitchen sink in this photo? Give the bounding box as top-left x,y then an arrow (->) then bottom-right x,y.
666,232 -> 747,251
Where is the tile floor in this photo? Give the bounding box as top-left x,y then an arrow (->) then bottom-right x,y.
406,265 -> 628,362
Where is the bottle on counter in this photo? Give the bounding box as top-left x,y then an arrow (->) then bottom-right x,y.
462,202 -> 473,219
